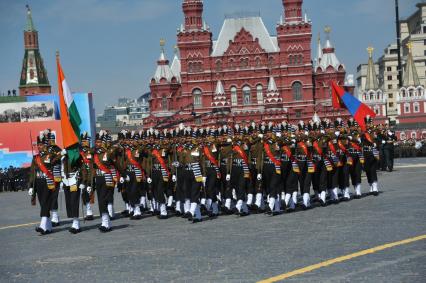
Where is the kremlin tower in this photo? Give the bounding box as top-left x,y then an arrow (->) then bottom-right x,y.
19,5 -> 51,96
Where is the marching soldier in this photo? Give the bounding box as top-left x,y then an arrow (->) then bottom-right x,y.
123,131 -> 145,220
362,118 -> 380,196
80,132 -> 95,220
92,132 -> 116,232
28,135 -> 59,235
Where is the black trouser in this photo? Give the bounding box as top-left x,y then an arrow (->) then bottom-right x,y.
249,164 -> 259,195
175,167 -> 186,202
51,183 -> 60,210
231,165 -> 250,201
327,167 -> 339,190
338,163 -> 350,189
263,163 -> 282,197
220,164 -> 232,199
379,145 -> 386,170
284,163 -> 298,194
384,144 -> 394,171
95,176 -> 114,214
349,155 -> 362,186
364,152 -> 378,184
126,171 -> 142,207
152,169 -> 167,204
64,186 -> 80,218
205,167 -> 219,202
298,160 -> 312,195
36,178 -> 55,218
312,160 -> 327,193
184,169 -> 201,203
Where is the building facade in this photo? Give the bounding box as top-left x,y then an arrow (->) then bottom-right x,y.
146,0 -> 349,127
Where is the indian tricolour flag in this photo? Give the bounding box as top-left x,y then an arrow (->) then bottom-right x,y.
56,52 -> 82,165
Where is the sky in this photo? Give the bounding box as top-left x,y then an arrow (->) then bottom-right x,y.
0,0 -> 419,114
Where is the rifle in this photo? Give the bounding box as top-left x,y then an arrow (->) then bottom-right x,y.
29,131 -> 36,206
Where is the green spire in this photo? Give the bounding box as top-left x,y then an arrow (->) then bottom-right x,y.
25,5 -> 36,31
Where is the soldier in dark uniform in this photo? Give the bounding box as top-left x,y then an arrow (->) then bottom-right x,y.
123,131 -> 144,220
92,132 -> 116,232
146,130 -> 171,219
311,121 -> 329,206
362,118 -> 380,196
383,125 -> 397,172
28,135 -> 59,235
347,119 -> 364,198
46,130 -> 62,227
262,125 -> 283,215
218,126 -> 234,214
282,125 -> 299,211
202,127 -> 221,217
79,132 -> 95,220
61,146 -> 87,234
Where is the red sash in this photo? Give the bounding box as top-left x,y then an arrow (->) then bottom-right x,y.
313,141 -> 324,156
80,151 -> 91,165
365,132 -> 374,144
126,149 -> 143,171
203,146 -> 219,167
350,142 -> 362,151
337,140 -> 349,155
263,142 -> 281,167
233,145 -> 249,166
35,155 -> 55,181
94,153 -> 112,175
152,149 -> 170,177
282,145 -> 296,162
328,141 -> 338,156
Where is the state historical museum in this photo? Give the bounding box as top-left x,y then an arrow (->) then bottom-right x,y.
145,0 -> 350,127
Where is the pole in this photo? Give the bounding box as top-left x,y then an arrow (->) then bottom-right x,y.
395,0 -> 403,88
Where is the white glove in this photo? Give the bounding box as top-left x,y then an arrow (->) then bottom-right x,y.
373,143 -> 377,147
335,131 -> 340,137
87,186 -> 92,194
320,130 -> 325,134
147,177 -> 152,184
125,175 -> 130,182
79,184 -> 86,190
258,134 -> 264,139
28,188 -> 34,196
226,138 -> 232,143
61,149 -> 67,156
291,139 -> 296,144
119,177 -> 125,184
348,136 -> 353,141
226,174 -> 231,181
172,175 -> 177,182
382,140 -> 386,144
276,132 -> 282,137
257,174 -> 262,181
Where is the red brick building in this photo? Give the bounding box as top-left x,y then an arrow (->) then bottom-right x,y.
146,0 -> 350,127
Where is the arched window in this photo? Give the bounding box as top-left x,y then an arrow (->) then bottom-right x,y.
161,96 -> 168,111
216,60 -> 222,72
229,59 -> 235,70
231,86 -> 238,105
193,89 -> 202,108
414,102 -> 420,113
411,132 -> 417,139
404,103 -> 410,113
400,132 -> 406,140
289,55 -> 294,65
243,85 -> 251,105
255,57 -> 261,67
374,105 -> 380,115
268,56 -> 274,67
292,81 -> 302,101
298,55 -> 303,64
240,58 -> 249,69
256,84 -> 263,104
188,62 -> 193,73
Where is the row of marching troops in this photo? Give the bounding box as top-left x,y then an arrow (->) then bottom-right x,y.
29,117 -> 389,234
